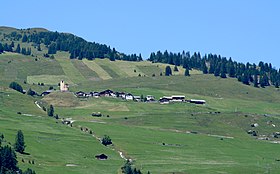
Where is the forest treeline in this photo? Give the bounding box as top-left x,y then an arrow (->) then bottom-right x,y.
149,50 -> 280,88
0,29 -> 142,61
0,28 -> 279,88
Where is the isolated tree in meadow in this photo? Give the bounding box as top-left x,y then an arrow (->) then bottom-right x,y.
165,66 -> 172,76
184,68 -> 190,76
47,105 -> 54,117
14,130 -> 25,154
101,135 -> 112,146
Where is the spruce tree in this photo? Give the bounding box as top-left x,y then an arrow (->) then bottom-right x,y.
165,66 -> 172,76
184,68 -> 190,76
14,130 -> 25,154
47,105 -> 54,117
15,44 -> 21,53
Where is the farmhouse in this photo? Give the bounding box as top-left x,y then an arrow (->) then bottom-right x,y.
75,91 -> 86,98
99,89 -> 114,97
134,96 -> 141,102
189,99 -> 206,104
60,80 -> 69,92
41,90 -> 53,96
159,97 -> 171,104
124,93 -> 134,100
171,95 -> 185,102
146,95 -> 155,102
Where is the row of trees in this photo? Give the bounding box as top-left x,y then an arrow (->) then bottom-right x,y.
0,131 -> 35,174
149,50 -> 280,88
0,42 -> 32,55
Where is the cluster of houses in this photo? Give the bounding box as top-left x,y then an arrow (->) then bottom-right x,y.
75,89 -> 146,102
74,89 -> 206,105
39,80 -> 206,105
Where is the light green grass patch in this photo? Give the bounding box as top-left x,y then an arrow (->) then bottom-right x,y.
27,75 -> 74,85
94,59 -> 128,77
55,52 -> 86,84
113,60 -> 145,77
82,59 -> 112,80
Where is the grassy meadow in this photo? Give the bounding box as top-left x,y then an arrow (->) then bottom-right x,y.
1,50 -> 280,173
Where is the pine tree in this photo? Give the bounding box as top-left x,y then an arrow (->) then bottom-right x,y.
47,105 -> 54,117
21,47 -> 27,55
14,130 -> 25,154
0,43 -> 3,53
0,145 -> 18,172
22,34 -> 28,42
184,68 -> 190,76
15,44 -> 21,53
165,66 -> 172,76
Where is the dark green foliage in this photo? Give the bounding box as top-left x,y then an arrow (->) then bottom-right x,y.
201,62 -> 208,74
275,82 -> 279,88
121,160 -> 143,174
9,82 -> 23,93
101,135 -> 112,146
14,130 -> 25,154
15,44 -> 21,53
23,168 -> 36,174
27,88 -> 36,96
47,105 -> 54,117
184,68 -> 190,76
0,145 -> 18,173
0,132 -> 35,174
22,34 -> 28,42
220,71 -> 227,78
241,74 -> 250,85
0,43 -> 3,54
48,43 -> 57,54
148,50 -> 280,88
165,66 -> 172,76
21,48 -> 26,55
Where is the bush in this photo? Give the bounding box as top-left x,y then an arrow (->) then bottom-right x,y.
101,135 -> 112,146
27,88 -> 36,96
9,82 -> 23,93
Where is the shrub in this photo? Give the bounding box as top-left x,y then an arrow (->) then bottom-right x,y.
101,135 -> 112,146
9,82 -> 23,93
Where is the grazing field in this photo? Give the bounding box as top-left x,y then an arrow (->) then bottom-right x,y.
1,51 -> 280,173
82,59 -> 112,80
27,75 -> 74,85
0,89 -> 123,174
